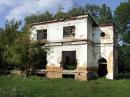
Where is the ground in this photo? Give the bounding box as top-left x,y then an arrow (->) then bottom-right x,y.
0,75 -> 130,97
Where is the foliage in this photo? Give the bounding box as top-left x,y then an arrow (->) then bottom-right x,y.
115,1 -> 130,72
54,6 -> 68,19
84,4 -> 100,22
24,4 -> 113,25
98,4 -> 113,24
115,1 -> 130,33
0,20 -> 47,72
25,11 -> 53,25
68,6 -> 85,17
0,20 -> 20,67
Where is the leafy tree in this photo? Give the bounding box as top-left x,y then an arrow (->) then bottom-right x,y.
84,4 -> 100,23
0,20 -> 48,76
54,6 -> 67,19
0,29 -> 4,66
115,1 -> 130,34
68,6 -> 84,17
25,11 -> 53,25
0,20 -> 20,67
25,4 -> 113,25
98,4 -> 113,24
115,1 -> 130,72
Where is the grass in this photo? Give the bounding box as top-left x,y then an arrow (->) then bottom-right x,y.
0,75 -> 130,97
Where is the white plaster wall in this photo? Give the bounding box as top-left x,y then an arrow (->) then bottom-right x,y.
94,44 -> 114,79
30,27 -> 37,41
92,25 -> 114,64
93,26 -> 114,43
30,18 -> 88,42
92,25 -> 115,79
47,44 -> 87,67
94,44 -> 114,62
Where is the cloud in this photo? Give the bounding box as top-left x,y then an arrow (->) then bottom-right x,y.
4,0 -> 73,21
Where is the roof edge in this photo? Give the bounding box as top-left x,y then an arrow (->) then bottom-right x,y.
31,15 -> 89,26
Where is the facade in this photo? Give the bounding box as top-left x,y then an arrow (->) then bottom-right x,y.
30,15 -> 118,80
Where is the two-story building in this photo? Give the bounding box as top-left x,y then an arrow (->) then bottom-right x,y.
30,15 -> 118,80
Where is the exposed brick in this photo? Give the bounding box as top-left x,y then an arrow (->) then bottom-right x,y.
75,66 -> 97,80
46,66 -> 62,78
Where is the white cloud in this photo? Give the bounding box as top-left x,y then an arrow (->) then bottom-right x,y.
3,0 -> 73,21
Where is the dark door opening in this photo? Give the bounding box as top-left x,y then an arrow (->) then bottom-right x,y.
97,58 -> 108,77
35,52 -> 47,77
37,52 -> 47,69
62,51 -> 77,70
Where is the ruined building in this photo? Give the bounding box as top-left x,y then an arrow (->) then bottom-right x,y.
30,15 -> 118,80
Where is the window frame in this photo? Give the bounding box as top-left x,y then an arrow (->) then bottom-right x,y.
37,29 -> 47,40
63,26 -> 75,38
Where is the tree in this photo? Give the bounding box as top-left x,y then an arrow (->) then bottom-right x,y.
98,4 -> 113,24
68,5 -> 84,17
0,20 -> 20,67
84,4 -> 100,23
0,20 -> 48,76
25,4 -> 113,25
25,11 -> 53,25
53,6 -> 67,19
115,1 -> 130,72
115,1 -> 130,34
0,29 -> 5,66
68,4 -> 113,24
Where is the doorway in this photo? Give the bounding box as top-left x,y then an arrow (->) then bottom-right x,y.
97,58 -> 108,77
37,52 -> 47,69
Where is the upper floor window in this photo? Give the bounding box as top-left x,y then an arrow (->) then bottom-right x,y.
63,26 -> 75,37
37,29 -> 47,40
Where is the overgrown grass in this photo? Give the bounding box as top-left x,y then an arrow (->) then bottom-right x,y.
0,75 -> 130,97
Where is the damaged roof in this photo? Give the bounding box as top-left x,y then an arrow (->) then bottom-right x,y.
31,14 -> 97,26
31,14 -> 114,27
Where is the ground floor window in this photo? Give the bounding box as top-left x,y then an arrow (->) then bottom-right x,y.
61,51 -> 77,70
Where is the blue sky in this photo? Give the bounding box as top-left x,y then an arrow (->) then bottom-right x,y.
0,0 -> 127,28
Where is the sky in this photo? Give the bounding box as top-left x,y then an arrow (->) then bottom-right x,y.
0,0 -> 127,28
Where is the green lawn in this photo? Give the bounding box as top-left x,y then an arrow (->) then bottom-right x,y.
0,75 -> 130,97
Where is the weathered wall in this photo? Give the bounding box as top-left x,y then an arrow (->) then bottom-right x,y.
93,25 -> 117,79
47,44 -> 87,67
93,26 -> 114,43
30,18 -> 88,42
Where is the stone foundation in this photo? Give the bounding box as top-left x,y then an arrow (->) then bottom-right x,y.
45,66 -> 98,80
75,67 -> 87,80
46,66 -> 62,78
75,67 -> 98,80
